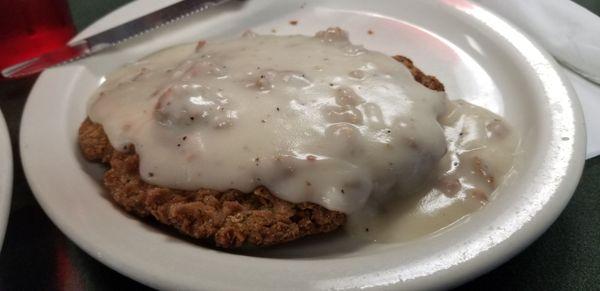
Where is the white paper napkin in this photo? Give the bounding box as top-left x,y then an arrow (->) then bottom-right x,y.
475,0 -> 600,159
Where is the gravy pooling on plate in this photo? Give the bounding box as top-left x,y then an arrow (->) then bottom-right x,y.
348,100 -> 518,241
88,27 -> 517,237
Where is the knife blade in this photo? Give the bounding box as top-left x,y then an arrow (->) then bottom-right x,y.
2,0 -> 229,78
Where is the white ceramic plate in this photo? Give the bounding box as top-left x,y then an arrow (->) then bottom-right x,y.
21,0 -> 586,290
0,108 -> 12,251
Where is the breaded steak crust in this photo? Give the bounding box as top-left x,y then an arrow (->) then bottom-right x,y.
78,56 -> 444,248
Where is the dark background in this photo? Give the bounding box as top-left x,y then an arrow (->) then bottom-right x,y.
0,0 -> 598,290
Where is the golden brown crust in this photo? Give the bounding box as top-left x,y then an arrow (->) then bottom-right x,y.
78,55 -> 444,248
393,55 -> 445,92
80,119 -> 346,248
78,118 -> 114,163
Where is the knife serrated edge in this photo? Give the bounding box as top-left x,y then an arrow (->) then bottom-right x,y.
57,1 -> 215,66
85,0 -> 229,52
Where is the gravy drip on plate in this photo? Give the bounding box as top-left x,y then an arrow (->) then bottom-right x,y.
88,28 -> 449,213
347,100 -> 518,242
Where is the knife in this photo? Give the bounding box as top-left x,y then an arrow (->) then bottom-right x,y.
2,0 -> 230,78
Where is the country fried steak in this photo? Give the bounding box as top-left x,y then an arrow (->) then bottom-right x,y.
78,56 -> 444,248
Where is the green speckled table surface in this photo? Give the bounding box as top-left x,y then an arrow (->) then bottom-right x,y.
0,0 -> 598,289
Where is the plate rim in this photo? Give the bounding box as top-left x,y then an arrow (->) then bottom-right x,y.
19,0 -> 586,289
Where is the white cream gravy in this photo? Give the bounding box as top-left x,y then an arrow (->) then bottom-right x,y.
88,28 -> 517,240
89,28 -> 449,213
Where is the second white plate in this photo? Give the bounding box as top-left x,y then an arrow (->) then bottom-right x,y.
0,108 -> 12,251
